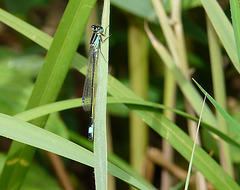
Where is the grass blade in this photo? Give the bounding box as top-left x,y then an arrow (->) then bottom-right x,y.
200,0 -> 240,72
94,0 -> 111,189
0,113 -> 156,190
144,22 -> 217,127
193,79 -> 240,137
0,8 -> 51,49
184,94 -> 207,190
11,97 -> 240,152
0,0 -> 97,188
229,0 -> 240,65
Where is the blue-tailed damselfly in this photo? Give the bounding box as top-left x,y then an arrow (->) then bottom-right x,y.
82,25 -> 109,141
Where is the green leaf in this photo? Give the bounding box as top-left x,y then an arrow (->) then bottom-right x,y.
11,97 -> 240,152
193,79 -> 240,137
0,0 -> 97,188
0,114 -> 155,190
0,9 -> 52,50
133,108 -> 239,189
93,1 -> 111,190
230,0 -> 240,65
69,130 -> 156,190
145,21 -> 217,127
201,0 -> 240,72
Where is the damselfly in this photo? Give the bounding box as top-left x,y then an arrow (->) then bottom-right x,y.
82,25 -> 109,141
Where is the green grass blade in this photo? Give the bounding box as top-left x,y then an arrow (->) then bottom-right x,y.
94,0 -> 111,190
200,0 -> 240,72
230,0 -> 240,65
0,0 -> 97,188
0,8 -> 51,49
0,113 -> 156,190
12,97 -> 240,152
184,94 -> 206,190
193,79 -> 240,137
133,108 -> 239,189
144,22 -> 217,127
2,105 -> 239,190
91,74 -> 239,189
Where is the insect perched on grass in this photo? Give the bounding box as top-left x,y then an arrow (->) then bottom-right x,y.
82,25 -> 110,141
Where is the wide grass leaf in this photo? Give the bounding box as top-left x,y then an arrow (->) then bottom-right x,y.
0,0 -> 97,188
201,0 -> 240,72
229,0 -> 240,64
13,97 -> 240,152
0,113 -> 155,190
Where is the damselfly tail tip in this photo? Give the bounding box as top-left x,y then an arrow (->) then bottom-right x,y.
88,123 -> 94,141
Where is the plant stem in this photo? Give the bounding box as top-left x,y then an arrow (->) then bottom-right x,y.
128,19 -> 149,177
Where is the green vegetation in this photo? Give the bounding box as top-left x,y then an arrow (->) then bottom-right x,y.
0,0 -> 239,189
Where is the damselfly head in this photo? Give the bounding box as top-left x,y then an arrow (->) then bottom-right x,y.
91,25 -> 103,33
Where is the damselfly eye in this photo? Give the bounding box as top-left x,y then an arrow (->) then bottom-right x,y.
98,26 -> 103,33
91,25 -> 96,30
